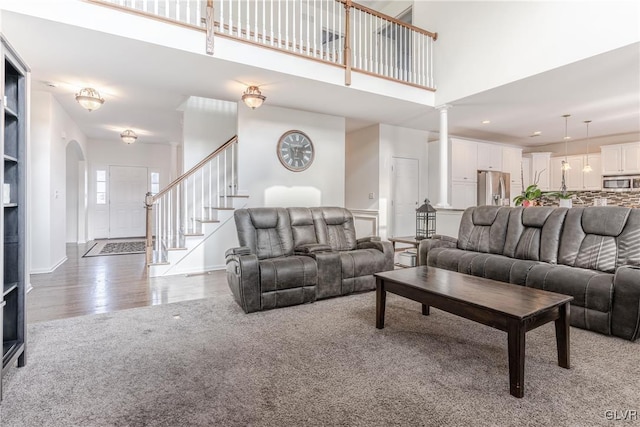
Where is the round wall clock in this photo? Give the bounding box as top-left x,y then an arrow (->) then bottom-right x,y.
277,130 -> 315,172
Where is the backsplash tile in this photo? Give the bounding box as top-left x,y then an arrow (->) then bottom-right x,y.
539,191 -> 640,208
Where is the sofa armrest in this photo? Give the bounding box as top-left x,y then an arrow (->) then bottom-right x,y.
417,236 -> 458,266
356,236 -> 381,244
225,250 -> 261,313
294,243 -> 333,254
612,265 -> 640,341
357,239 -> 394,271
225,246 -> 252,257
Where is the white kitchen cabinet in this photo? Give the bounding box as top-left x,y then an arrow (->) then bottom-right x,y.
477,143 -> 503,171
525,152 -> 551,191
583,154 -> 602,190
502,146 -> 523,182
601,143 -> 640,175
451,181 -> 477,209
550,157 -> 564,192
451,139 -> 478,182
551,154 -> 602,191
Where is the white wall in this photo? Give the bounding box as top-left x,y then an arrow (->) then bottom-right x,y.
379,124 -> 429,240
345,125 -> 380,210
30,91 -> 89,273
181,97 -> 237,171
65,144 -> 79,243
237,104 -> 345,207
87,140 -> 172,240
414,1 -> 640,105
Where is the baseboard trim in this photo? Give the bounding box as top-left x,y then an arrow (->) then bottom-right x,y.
31,256 -> 68,275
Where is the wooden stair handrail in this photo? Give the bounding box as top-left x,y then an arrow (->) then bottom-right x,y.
151,134 -> 238,203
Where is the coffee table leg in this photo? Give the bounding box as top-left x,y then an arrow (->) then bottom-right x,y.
376,277 -> 386,329
422,304 -> 430,316
555,302 -> 571,369
507,320 -> 526,398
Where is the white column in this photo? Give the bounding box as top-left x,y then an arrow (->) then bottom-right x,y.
169,142 -> 180,181
436,105 -> 451,208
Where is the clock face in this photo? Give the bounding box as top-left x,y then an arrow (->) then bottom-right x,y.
277,130 -> 315,172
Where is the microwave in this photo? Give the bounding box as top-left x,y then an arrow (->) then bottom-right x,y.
602,175 -> 640,192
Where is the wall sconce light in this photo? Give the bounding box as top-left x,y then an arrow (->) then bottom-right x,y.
75,87 -> 105,112
120,129 -> 138,144
241,86 -> 266,109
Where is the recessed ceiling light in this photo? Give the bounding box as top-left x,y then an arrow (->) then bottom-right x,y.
481,120 -> 491,124
42,81 -> 57,88
529,131 -> 542,137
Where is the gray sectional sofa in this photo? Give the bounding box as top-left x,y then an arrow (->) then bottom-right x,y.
418,206 -> 640,340
226,207 -> 394,313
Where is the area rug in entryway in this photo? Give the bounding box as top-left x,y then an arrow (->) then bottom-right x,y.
82,238 -> 146,257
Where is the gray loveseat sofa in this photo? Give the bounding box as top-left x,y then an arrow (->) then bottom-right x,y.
418,206 -> 640,341
226,206 -> 394,313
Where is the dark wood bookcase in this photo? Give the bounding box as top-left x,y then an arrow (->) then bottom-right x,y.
1,35 -> 28,401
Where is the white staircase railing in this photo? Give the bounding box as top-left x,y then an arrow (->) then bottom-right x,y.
88,0 -> 437,90
145,135 -> 238,266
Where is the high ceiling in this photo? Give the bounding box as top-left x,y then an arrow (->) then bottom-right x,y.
1,8 -> 639,149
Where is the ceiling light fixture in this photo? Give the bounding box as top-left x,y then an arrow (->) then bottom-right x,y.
241,86 -> 266,109
75,87 -> 105,112
583,120 -> 593,173
481,120 -> 491,124
561,114 -> 571,171
120,129 -> 138,144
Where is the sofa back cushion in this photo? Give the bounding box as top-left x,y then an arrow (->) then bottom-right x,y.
288,207 -> 318,247
559,207 -> 640,273
503,207 -> 567,263
234,208 -> 294,259
457,206 -> 510,254
311,207 -> 357,251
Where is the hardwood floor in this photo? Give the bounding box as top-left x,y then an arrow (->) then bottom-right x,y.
27,242 -> 230,323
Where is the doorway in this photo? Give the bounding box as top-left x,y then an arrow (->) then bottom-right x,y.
391,157 -> 419,237
108,166 -> 148,238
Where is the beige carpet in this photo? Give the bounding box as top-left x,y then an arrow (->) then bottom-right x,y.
1,292 -> 638,426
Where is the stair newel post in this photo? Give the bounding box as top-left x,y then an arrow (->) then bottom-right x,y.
144,191 -> 155,266
343,0 -> 352,86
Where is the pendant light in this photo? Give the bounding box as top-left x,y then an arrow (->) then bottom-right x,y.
582,120 -> 593,173
561,114 -> 571,171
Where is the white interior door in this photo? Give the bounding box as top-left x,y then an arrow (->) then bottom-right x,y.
109,166 -> 148,238
392,157 -> 419,237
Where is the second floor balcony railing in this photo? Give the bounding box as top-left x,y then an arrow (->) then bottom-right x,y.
89,0 -> 437,90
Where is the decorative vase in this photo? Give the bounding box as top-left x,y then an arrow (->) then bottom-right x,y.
559,199 -> 572,208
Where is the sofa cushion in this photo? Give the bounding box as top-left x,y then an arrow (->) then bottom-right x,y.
235,208 -> 294,259
259,256 -> 318,292
339,249 -> 388,279
457,206 -> 510,254
288,207 -> 318,247
503,207 -> 567,263
311,207 -> 357,251
559,207 -> 640,273
526,264 -> 613,335
426,247 -> 465,272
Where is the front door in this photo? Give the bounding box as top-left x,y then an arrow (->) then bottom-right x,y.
391,157 -> 419,237
109,166 -> 148,238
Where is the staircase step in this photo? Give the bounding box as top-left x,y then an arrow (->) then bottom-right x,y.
220,195 -> 250,198
195,219 -> 221,223
167,247 -> 188,251
203,207 -> 235,210
148,261 -> 170,266
183,233 -> 205,237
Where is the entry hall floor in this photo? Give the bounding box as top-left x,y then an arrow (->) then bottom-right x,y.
28,242 -> 230,323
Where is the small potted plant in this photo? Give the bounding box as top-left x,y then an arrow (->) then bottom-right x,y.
513,184 -> 542,207
545,190 -> 573,208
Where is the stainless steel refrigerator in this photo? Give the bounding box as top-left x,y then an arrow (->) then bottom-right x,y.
477,170 -> 511,206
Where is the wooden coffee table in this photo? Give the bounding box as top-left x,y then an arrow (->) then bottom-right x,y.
374,266 -> 573,398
